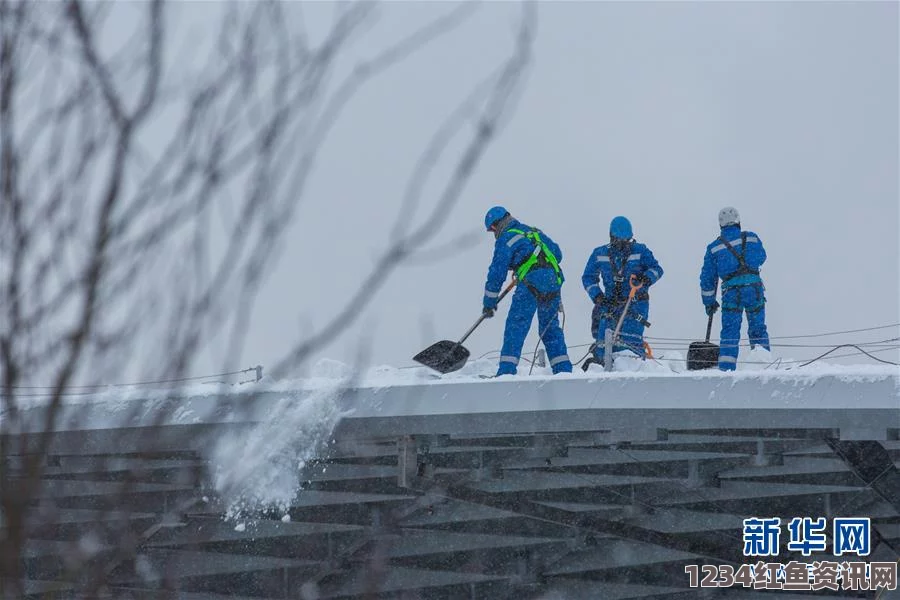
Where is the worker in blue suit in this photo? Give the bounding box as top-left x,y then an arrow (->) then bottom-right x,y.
482,206 -> 573,377
700,207 -> 771,371
582,216 -> 663,368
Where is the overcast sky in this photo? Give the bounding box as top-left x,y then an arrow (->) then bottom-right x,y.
181,1 -> 898,376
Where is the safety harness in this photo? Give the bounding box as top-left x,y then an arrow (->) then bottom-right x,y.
508,228 -> 562,285
718,232 -> 764,313
718,232 -> 760,286
504,227 -> 563,304
591,304 -> 650,338
609,242 -> 649,303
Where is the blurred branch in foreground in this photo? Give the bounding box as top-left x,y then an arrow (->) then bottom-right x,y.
0,0 -> 534,596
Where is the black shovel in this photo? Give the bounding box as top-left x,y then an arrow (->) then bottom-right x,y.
687,311 -> 720,370
413,280 -> 517,374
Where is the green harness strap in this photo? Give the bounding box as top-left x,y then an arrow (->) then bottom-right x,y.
507,228 -> 562,284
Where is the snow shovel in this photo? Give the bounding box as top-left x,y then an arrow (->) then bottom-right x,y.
687,311 -> 720,370
413,279 -> 517,374
581,274 -> 644,372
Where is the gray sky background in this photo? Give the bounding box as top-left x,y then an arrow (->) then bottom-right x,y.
182,1 -> 898,375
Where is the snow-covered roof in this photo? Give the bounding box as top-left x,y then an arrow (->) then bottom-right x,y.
5,357 -> 898,598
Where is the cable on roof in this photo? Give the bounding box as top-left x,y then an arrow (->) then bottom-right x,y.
644,322 -> 899,343
6,366 -> 262,393
793,344 -> 900,368
474,322 -> 900,368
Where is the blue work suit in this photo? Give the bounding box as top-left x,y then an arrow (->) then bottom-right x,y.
582,241 -> 663,363
700,224 -> 770,371
483,219 -> 572,376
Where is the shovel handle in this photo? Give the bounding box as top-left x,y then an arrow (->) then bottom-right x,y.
704,281 -> 718,343
628,273 -> 644,297
610,274 -> 644,345
457,279 -> 517,345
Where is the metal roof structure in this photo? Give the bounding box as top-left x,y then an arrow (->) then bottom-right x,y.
4,370 -> 899,598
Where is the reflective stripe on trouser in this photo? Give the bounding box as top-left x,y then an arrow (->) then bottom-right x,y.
591,299 -> 649,361
549,354 -> 570,367
718,285 -> 770,371
498,283 -> 572,375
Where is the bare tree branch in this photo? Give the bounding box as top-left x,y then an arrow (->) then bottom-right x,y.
66,0 -> 126,126
270,2 -> 535,377
398,228 -> 484,266
0,1 -> 535,596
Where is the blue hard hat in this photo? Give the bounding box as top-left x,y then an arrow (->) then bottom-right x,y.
609,216 -> 633,240
484,206 -> 509,231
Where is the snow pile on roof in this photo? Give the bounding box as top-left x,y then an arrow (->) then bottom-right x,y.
206,350 -> 894,521
4,351 -> 893,523
208,384 -> 346,521
270,348 -> 897,392
5,346 -> 896,415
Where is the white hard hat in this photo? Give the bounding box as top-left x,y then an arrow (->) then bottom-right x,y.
718,206 -> 740,228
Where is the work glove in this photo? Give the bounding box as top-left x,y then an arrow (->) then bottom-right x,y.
705,301 -> 719,316
482,306 -> 496,318
637,273 -> 652,287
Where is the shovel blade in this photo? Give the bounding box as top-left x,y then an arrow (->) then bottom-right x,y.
413,340 -> 471,374
687,341 -> 719,371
